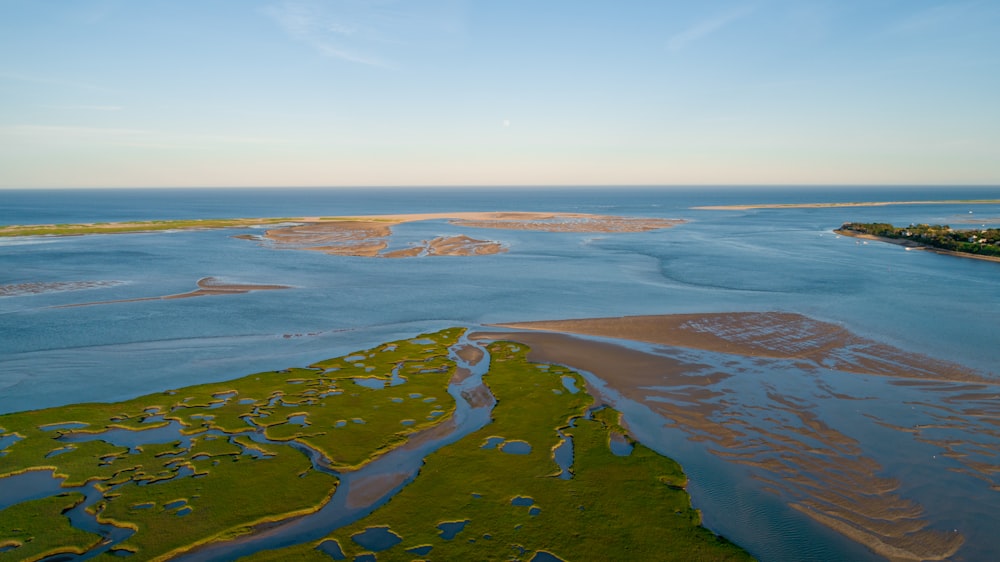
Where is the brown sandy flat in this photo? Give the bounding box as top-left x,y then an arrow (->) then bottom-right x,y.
471,325 -> 971,561
493,312 -> 991,383
254,212 -> 681,258
345,472 -> 410,509
454,344 -> 485,367
449,215 -> 683,233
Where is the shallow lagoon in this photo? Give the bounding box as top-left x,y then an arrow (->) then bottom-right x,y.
1,186 -> 999,560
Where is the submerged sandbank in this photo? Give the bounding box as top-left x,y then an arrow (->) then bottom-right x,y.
0,280 -> 123,297
53,277 -> 290,308
474,312 -> 1000,561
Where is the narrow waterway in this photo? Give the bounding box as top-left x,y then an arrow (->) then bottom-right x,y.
171,333 -> 495,561
0,334 -> 497,561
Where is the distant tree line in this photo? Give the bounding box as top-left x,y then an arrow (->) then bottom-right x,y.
840,222 -> 1000,258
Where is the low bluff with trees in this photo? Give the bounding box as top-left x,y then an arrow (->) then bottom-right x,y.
838,222 -> 1000,258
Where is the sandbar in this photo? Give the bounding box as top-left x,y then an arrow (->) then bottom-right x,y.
473,314 -> 981,561
53,277 -> 290,308
254,212 -> 680,258
492,312 -> 991,383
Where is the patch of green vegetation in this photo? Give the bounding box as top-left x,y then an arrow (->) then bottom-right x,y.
250,341 -> 753,561
97,445 -> 334,559
0,217 -> 300,238
0,492 -> 101,562
840,222 -> 1000,258
0,328 -> 464,560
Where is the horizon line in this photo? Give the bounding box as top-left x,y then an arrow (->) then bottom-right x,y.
2,183 -> 999,191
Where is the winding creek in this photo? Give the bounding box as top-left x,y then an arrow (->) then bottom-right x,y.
0,333 -> 501,561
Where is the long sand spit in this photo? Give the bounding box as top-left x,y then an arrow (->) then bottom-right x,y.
476,312 -> 1000,561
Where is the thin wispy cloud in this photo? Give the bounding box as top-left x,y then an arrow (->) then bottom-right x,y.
0,125 -> 288,149
41,105 -> 123,112
261,0 -> 465,68
667,6 -> 755,52
262,1 -> 391,67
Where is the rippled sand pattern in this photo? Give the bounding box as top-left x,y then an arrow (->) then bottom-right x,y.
873,381 -> 1000,492
262,221 -> 393,257
499,312 -> 991,383
481,313 -> 999,561
382,235 -> 507,258
0,280 -> 123,297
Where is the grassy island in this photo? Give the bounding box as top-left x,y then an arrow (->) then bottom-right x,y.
0,329 -> 751,561
838,222 -> 1000,261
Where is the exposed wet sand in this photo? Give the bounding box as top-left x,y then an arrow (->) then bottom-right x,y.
494,312 -> 991,383
253,212 -> 681,258
53,277 -> 290,308
472,313 -> 999,561
448,213 -> 683,232
345,472 -> 410,510
382,235 -> 507,258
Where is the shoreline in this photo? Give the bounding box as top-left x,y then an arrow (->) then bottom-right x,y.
834,229 -> 1000,264
0,212 -> 684,239
693,199 -> 1000,211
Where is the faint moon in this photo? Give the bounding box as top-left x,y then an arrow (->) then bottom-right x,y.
503,119 -> 510,128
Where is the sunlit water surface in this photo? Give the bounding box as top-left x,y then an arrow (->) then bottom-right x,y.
1,186 -> 998,561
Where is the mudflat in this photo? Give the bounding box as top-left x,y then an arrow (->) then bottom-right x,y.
474,312 -> 999,561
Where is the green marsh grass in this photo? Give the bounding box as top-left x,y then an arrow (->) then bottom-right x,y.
250,341 -> 753,561
0,329 -> 464,560
0,493 -> 100,561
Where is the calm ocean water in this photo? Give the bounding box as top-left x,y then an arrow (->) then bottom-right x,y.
1,185 -> 999,561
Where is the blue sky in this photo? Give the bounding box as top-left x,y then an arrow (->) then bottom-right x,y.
1,0 -> 998,188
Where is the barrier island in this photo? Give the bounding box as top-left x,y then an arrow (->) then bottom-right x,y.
0,328 -> 749,561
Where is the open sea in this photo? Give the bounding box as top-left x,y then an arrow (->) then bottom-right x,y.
1,185 -> 998,561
